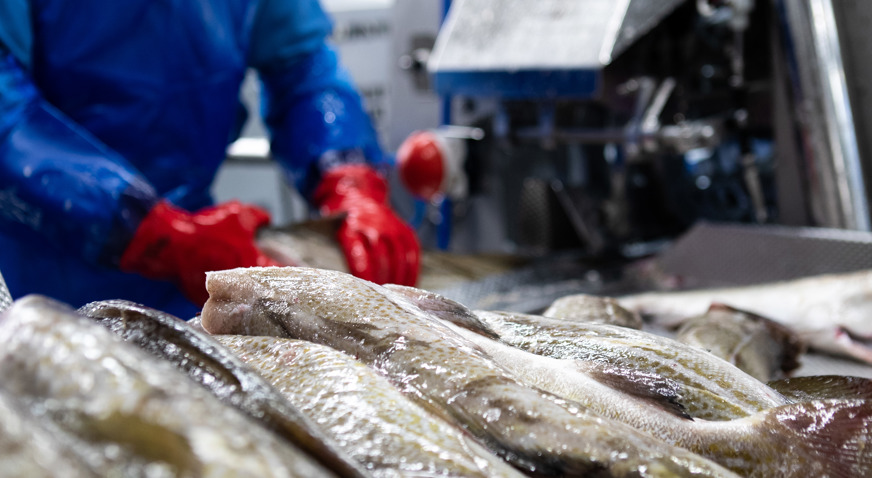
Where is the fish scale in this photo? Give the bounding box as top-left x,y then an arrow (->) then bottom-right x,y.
0,295 -> 335,478
203,266 -> 739,478
78,299 -> 372,478
473,310 -> 787,420
450,322 -> 872,477
616,270 -> 872,363
0,389 -> 97,478
215,334 -> 527,478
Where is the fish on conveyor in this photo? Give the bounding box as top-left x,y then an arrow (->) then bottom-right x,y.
78,299 -> 371,478
450,323 -> 872,478
381,284 -> 500,338
616,269 -> 872,362
202,267 -> 739,478
471,310 -> 787,421
216,334 -> 526,478
0,390 -> 97,478
768,375 -> 872,402
543,293 -> 643,329
674,304 -> 805,382
0,295 -> 335,478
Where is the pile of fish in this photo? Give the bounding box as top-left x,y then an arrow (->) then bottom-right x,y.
2,266 -> 872,477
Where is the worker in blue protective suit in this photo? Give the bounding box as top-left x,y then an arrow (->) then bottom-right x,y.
0,0 -> 420,319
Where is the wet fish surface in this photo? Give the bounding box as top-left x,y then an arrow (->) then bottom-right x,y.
216,334 -> 526,478
616,270 -> 872,362
78,299 -> 371,478
203,267 -> 739,478
473,310 -> 787,421
543,293 -> 643,329
1,295 -> 335,478
768,375 -> 872,402
0,389 -> 97,478
451,323 -> 872,477
382,284 -> 500,338
675,304 -> 805,382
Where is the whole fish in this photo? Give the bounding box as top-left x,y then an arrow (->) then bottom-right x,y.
216,334 -> 526,478
675,304 -> 805,382
0,390 -> 97,478
471,310 -> 787,421
543,294 -> 643,329
202,267 -> 739,478
450,323 -> 872,477
384,285 -> 786,420
616,269 -> 872,362
0,295 -> 335,478
78,299 -> 371,478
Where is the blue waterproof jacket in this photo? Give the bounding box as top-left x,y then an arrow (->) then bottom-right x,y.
0,0 -> 386,317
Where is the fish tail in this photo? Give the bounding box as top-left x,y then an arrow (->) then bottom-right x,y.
754,399 -> 872,477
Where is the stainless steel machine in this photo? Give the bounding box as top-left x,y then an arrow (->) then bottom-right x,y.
420,0 -> 872,256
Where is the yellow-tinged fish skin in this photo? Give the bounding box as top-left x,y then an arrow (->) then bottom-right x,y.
617,270 -> 872,362
452,324 -> 872,477
203,267 -> 739,478
474,310 -> 787,421
0,295 -> 335,478
675,305 -> 804,382
216,334 -> 527,478
0,390 -> 97,478
79,299 -> 373,478
544,294 -> 644,329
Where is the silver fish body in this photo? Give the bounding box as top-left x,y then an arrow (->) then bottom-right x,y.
0,390 -> 97,478
544,293 -> 643,329
767,375 -> 872,402
216,334 -> 526,478
453,324 -> 872,477
675,304 -> 804,382
203,267 -> 739,478
78,299 -> 371,478
0,295 -> 335,478
616,270 -> 872,362
474,310 -> 787,421
382,284 -> 500,338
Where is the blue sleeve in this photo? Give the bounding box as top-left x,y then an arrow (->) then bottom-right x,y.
249,0 -> 387,200
0,50 -> 158,266
0,0 -> 31,69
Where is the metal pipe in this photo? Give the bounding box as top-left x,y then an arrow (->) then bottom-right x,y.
780,0 -> 870,230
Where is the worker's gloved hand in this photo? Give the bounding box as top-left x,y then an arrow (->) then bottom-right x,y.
119,200 -> 280,306
313,164 -> 420,286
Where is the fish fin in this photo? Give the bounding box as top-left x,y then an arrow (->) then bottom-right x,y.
768,375 -> 872,402
803,326 -> 872,364
578,363 -> 691,419
761,399 -> 872,477
383,284 -> 501,339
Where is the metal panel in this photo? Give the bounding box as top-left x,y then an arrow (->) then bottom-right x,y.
610,0 -> 685,61
429,0 -> 685,98
655,221 -> 872,289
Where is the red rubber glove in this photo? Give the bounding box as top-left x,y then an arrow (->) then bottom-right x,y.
119,200 -> 280,306
313,164 -> 420,286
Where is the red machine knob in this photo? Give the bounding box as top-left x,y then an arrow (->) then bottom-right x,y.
397,131 -> 446,200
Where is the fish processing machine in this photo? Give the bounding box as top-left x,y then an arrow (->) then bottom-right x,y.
408,0 -> 872,380
417,0 -> 872,258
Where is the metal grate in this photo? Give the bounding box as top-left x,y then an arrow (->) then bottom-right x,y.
655,221 -> 872,289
